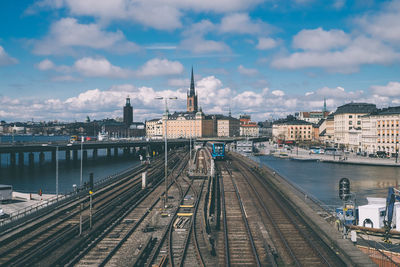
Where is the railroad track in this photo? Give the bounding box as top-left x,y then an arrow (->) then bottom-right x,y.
67,152 -> 191,266
147,148 -> 210,267
217,161 -> 261,267
0,152 -> 184,266
231,153 -> 346,266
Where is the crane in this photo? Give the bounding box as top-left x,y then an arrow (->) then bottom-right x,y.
383,187 -> 400,242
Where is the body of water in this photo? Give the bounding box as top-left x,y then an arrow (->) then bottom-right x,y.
0,157 -> 140,195
251,155 -> 400,208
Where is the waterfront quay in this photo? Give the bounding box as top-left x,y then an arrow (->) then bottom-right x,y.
264,143 -> 400,167
0,146 -> 378,266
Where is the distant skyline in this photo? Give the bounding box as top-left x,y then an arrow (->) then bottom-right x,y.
1,0 -> 400,122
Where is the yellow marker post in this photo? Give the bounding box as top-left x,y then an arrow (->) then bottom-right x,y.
89,191 -> 93,228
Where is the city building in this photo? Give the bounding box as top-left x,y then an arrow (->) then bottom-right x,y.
258,121 -> 273,138
318,114 -> 335,144
236,140 -> 253,153
295,99 -> 330,124
361,115 -> 376,154
158,68 -> 214,139
239,114 -> 259,137
146,118 -> 163,139
123,97 -> 133,125
272,120 -> 314,143
333,102 -> 377,150
162,109 -> 214,138
363,106 -> 400,155
216,115 -> 240,137
296,111 -> 330,124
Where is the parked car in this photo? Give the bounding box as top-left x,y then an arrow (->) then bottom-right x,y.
376,151 -> 387,158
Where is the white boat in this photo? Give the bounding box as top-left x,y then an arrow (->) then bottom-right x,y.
98,132 -> 109,141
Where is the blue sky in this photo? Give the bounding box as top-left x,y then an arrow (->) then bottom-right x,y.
1,0 -> 400,122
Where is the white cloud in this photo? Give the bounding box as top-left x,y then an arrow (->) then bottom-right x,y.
36,59 -> 55,70
180,20 -> 230,54
356,1 -> 400,44
29,0 -> 262,30
293,27 -> 350,51
271,90 -> 285,97
272,36 -> 400,73
238,65 -> 258,76
136,58 -> 184,76
2,76 -> 400,122
219,13 -> 273,35
256,37 -> 277,50
33,18 -> 139,55
332,0 -> 346,9
370,81 -> 400,97
74,57 -> 132,78
0,46 -> 18,66
37,57 -> 184,79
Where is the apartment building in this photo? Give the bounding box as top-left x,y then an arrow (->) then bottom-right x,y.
272,120 -> 314,142
333,103 -> 376,150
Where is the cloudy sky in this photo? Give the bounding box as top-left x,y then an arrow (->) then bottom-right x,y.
1,0 -> 400,122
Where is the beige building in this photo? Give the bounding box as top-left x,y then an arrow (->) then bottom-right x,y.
240,124 -> 259,137
272,120 -> 314,142
364,107 -> 400,155
318,115 -> 334,144
162,110 -> 214,139
216,115 -> 240,137
333,103 -> 376,149
146,118 -> 163,139
361,115 -> 377,154
239,114 -> 259,137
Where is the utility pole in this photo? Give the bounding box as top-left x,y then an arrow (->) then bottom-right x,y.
155,96 -> 178,209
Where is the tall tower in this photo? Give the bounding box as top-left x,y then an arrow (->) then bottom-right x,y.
323,98 -> 327,113
187,67 -> 198,112
123,97 -> 133,125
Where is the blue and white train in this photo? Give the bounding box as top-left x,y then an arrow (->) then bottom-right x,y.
206,141 -> 225,159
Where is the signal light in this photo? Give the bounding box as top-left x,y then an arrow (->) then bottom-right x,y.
339,177 -> 350,201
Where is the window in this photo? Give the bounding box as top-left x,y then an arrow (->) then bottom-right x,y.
349,121 -> 353,125
357,121 -> 361,125
349,115 -> 353,118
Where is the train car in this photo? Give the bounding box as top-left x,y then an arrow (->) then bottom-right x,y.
206,141 -> 225,159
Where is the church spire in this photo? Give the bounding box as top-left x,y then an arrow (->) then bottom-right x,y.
187,66 -> 198,112
189,66 -> 195,97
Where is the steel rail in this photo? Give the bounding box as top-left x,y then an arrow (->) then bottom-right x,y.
235,156 -> 336,266
68,152 -> 190,266
145,155 -> 192,267
223,163 -> 261,267
218,164 -> 231,267
0,153 -> 181,266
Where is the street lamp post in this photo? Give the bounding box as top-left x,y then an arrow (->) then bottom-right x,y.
79,136 -> 84,236
155,96 -> 177,209
80,136 -> 84,187
56,146 -> 59,199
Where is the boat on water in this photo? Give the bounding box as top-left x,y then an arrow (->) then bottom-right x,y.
272,152 -> 289,158
98,132 -> 109,141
